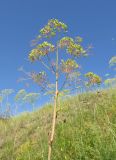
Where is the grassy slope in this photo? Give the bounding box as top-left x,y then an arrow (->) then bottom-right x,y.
0,89 -> 116,160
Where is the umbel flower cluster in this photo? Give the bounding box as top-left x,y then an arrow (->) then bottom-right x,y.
29,37 -> 87,62
29,42 -> 55,61
30,71 -> 48,87
40,19 -> 67,38
59,37 -> 86,57
85,72 -> 102,86
29,19 -> 88,63
61,59 -> 79,73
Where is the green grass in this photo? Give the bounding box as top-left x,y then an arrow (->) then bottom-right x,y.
0,88 -> 116,160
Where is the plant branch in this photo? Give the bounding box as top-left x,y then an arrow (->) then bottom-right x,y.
39,58 -> 51,71
59,73 -> 69,91
47,54 -> 56,74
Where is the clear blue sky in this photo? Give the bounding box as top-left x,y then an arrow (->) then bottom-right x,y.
0,0 -> 116,110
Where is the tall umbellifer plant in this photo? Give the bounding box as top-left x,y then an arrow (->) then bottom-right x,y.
25,19 -> 89,160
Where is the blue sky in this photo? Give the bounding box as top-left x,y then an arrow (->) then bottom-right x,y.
0,0 -> 116,111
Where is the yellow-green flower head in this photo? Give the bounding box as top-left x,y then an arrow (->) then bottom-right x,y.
29,42 -> 55,62
61,59 -> 79,73
85,72 -> 102,85
59,36 -> 86,57
40,19 -> 67,38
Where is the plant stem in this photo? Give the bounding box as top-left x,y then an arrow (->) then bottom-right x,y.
48,43 -> 59,160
